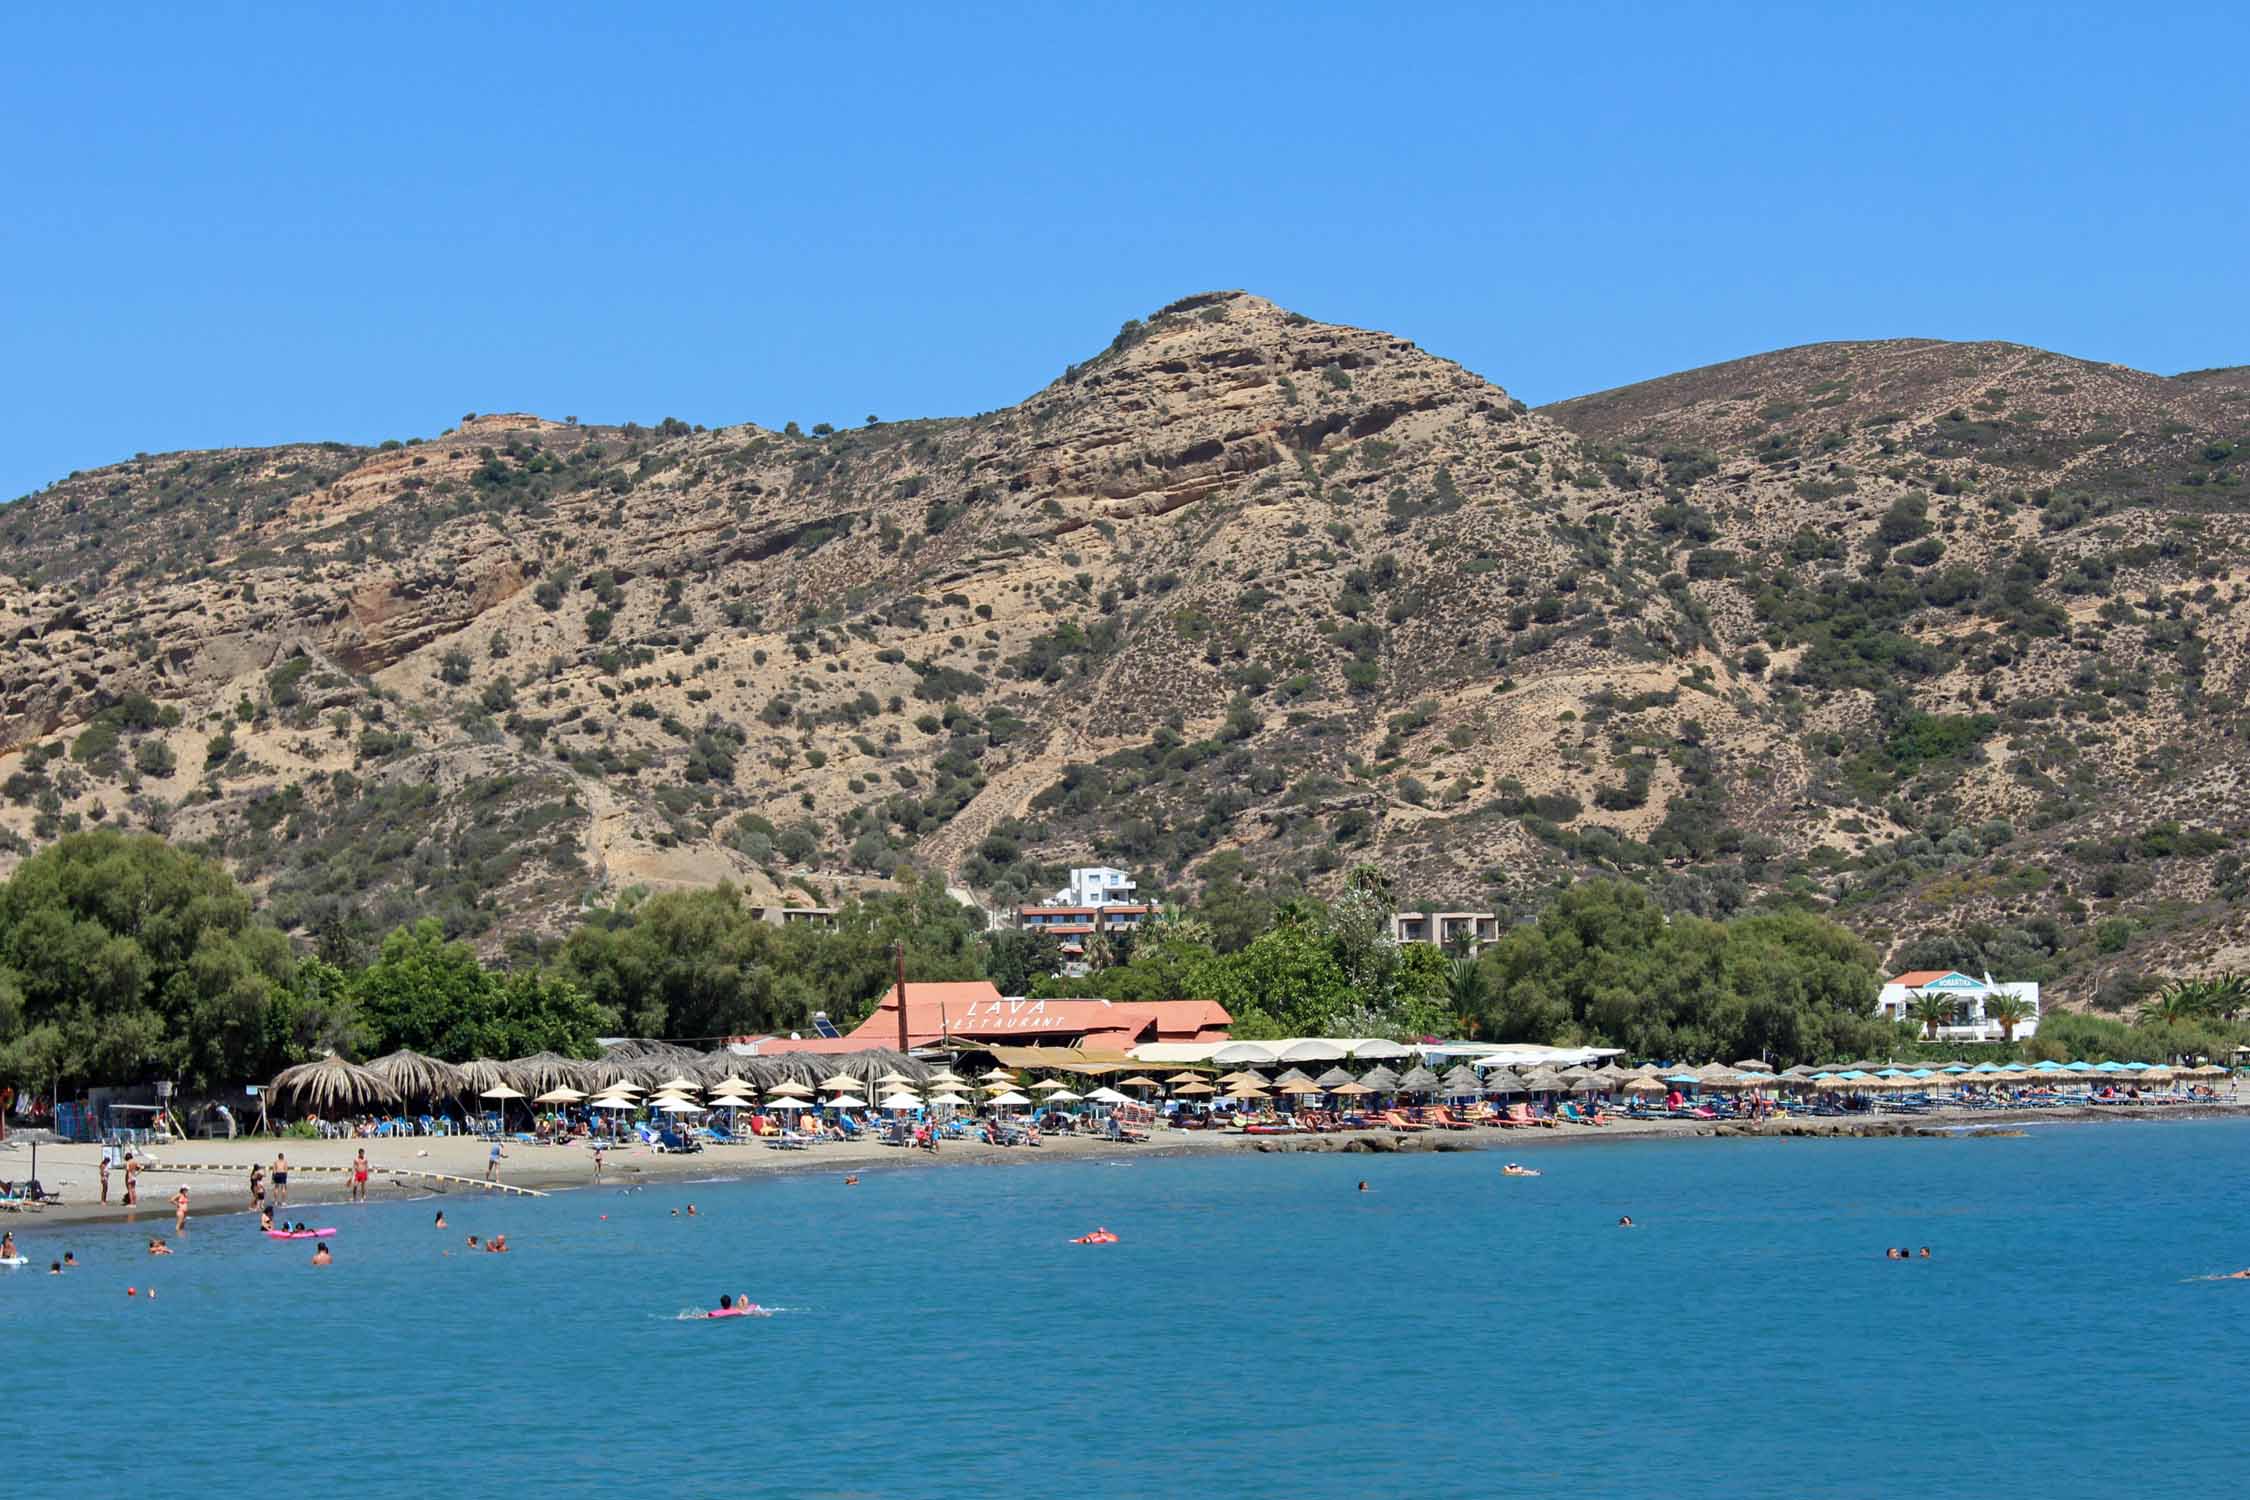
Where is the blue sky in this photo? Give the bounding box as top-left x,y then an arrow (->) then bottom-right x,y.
5,1 -> 2246,499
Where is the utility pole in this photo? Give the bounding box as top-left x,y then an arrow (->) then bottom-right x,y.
894,939 -> 909,1054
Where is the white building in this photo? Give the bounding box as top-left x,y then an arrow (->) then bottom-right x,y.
1391,911 -> 1500,955
1876,970 -> 2041,1042
1049,866 -> 1138,908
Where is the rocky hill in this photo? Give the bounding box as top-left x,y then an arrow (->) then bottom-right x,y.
3,297 -> 2245,1006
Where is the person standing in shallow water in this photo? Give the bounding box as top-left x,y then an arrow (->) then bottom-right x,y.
350,1148 -> 370,1203
271,1152 -> 289,1209
123,1153 -> 139,1206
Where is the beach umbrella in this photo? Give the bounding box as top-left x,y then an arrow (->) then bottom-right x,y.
820,1074 -> 863,1093
479,1082 -> 527,1133
1271,1067 -> 1317,1088
1570,1075 -> 1610,1096
926,1070 -> 966,1088
1623,1077 -> 1665,1095
364,1050 -> 469,1101
1314,1067 -> 1356,1089
1171,1081 -> 1217,1096
1277,1080 -> 1323,1096
987,1091 -> 1031,1108
533,1087 -> 586,1105
764,1096 -> 811,1111
1030,1078 -> 1072,1092
928,1092 -> 970,1107
766,1080 -> 814,1098
271,1054 -> 398,1112
1359,1065 -> 1402,1092
825,1093 -> 869,1109
1520,1069 -> 1571,1093
982,1067 -> 1017,1081
1119,1075 -> 1164,1091
589,1097 -> 636,1111
705,1074 -> 755,1094
707,1092 -> 753,1107
1044,1089 -> 1084,1105
1084,1087 -> 1129,1104
879,1092 -> 922,1111
1328,1081 -> 1374,1097
506,1052 -> 594,1094
1484,1072 -> 1527,1096
1217,1071 -> 1267,1088
653,1097 -> 704,1113
1733,1059 -> 1775,1072
1165,1072 -> 1204,1085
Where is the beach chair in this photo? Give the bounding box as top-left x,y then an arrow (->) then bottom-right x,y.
1381,1109 -> 1432,1133
1425,1106 -> 1473,1130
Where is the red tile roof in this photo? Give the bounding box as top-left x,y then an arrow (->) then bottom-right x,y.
1888,970 -> 1960,987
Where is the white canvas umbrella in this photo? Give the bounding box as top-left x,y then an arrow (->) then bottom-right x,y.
986,1091 -> 1031,1107
981,1068 -> 1016,1082
533,1087 -> 586,1105
707,1094 -> 753,1109
765,1080 -> 814,1098
479,1083 -> 527,1130
653,1075 -> 699,1093
764,1096 -> 811,1111
1044,1089 -> 1083,1104
589,1097 -> 636,1111
879,1093 -> 923,1111
876,1071 -> 916,1087
1084,1087 -> 1129,1104
819,1073 -> 862,1092
1032,1078 -> 1072,1092
654,1097 -> 703,1112
825,1094 -> 868,1110
928,1092 -> 969,1107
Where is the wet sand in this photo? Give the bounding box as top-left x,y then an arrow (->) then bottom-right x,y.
8,1098 -> 2240,1231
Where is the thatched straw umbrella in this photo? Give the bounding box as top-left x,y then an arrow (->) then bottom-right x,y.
457,1059 -> 511,1095
506,1052 -> 594,1094
271,1054 -> 397,1113
363,1049 -> 469,1102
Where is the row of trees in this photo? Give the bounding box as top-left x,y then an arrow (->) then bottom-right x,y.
3,833 -> 2242,1095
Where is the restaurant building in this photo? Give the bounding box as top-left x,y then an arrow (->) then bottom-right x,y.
736,982 -> 1231,1055
1875,970 -> 2042,1041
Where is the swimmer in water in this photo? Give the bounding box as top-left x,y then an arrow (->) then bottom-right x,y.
259,1208 -> 274,1232
311,1243 -> 332,1266
686,1204 -> 698,1217
487,1234 -> 510,1254
434,1211 -> 447,1229
147,1237 -> 172,1256
49,1261 -> 61,1275
63,1252 -> 76,1267
718,1294 -> 734,1312
1357,1181 -> 1368,1192
1918,1247 -> 1931,1259
1617,1216 -> 1633,1227
2222,1269 -> 2250,1279
466,1235 -> 481,1250
0,1231 -> 13,1258
844,1176 -> 859,1186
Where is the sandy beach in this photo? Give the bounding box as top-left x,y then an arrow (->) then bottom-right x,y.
8,1099 -> 2241,1231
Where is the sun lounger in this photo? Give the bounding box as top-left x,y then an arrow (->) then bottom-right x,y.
1381,1109 -> 1432,1132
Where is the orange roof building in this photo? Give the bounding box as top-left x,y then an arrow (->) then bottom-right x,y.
740,982 -> 1230,1054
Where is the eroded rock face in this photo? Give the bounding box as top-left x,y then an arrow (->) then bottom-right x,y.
2,296 -> 2246,994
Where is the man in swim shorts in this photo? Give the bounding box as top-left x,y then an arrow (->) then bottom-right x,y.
271,1153 -> 289,1208
311,1242 -> 332,1266
350,1148 -> 370,1203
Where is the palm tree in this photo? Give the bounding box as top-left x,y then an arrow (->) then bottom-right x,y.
2208,973 -> 2247,1022
1908,991 -> 1955,1040
1079,930 -> 1115,974
1983,993 -> 2030,1043
2145,983 -> 2208,1026
1447,958 -> 1491,1037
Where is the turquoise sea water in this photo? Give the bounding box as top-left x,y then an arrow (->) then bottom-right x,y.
7,1121 -> 2248,1495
